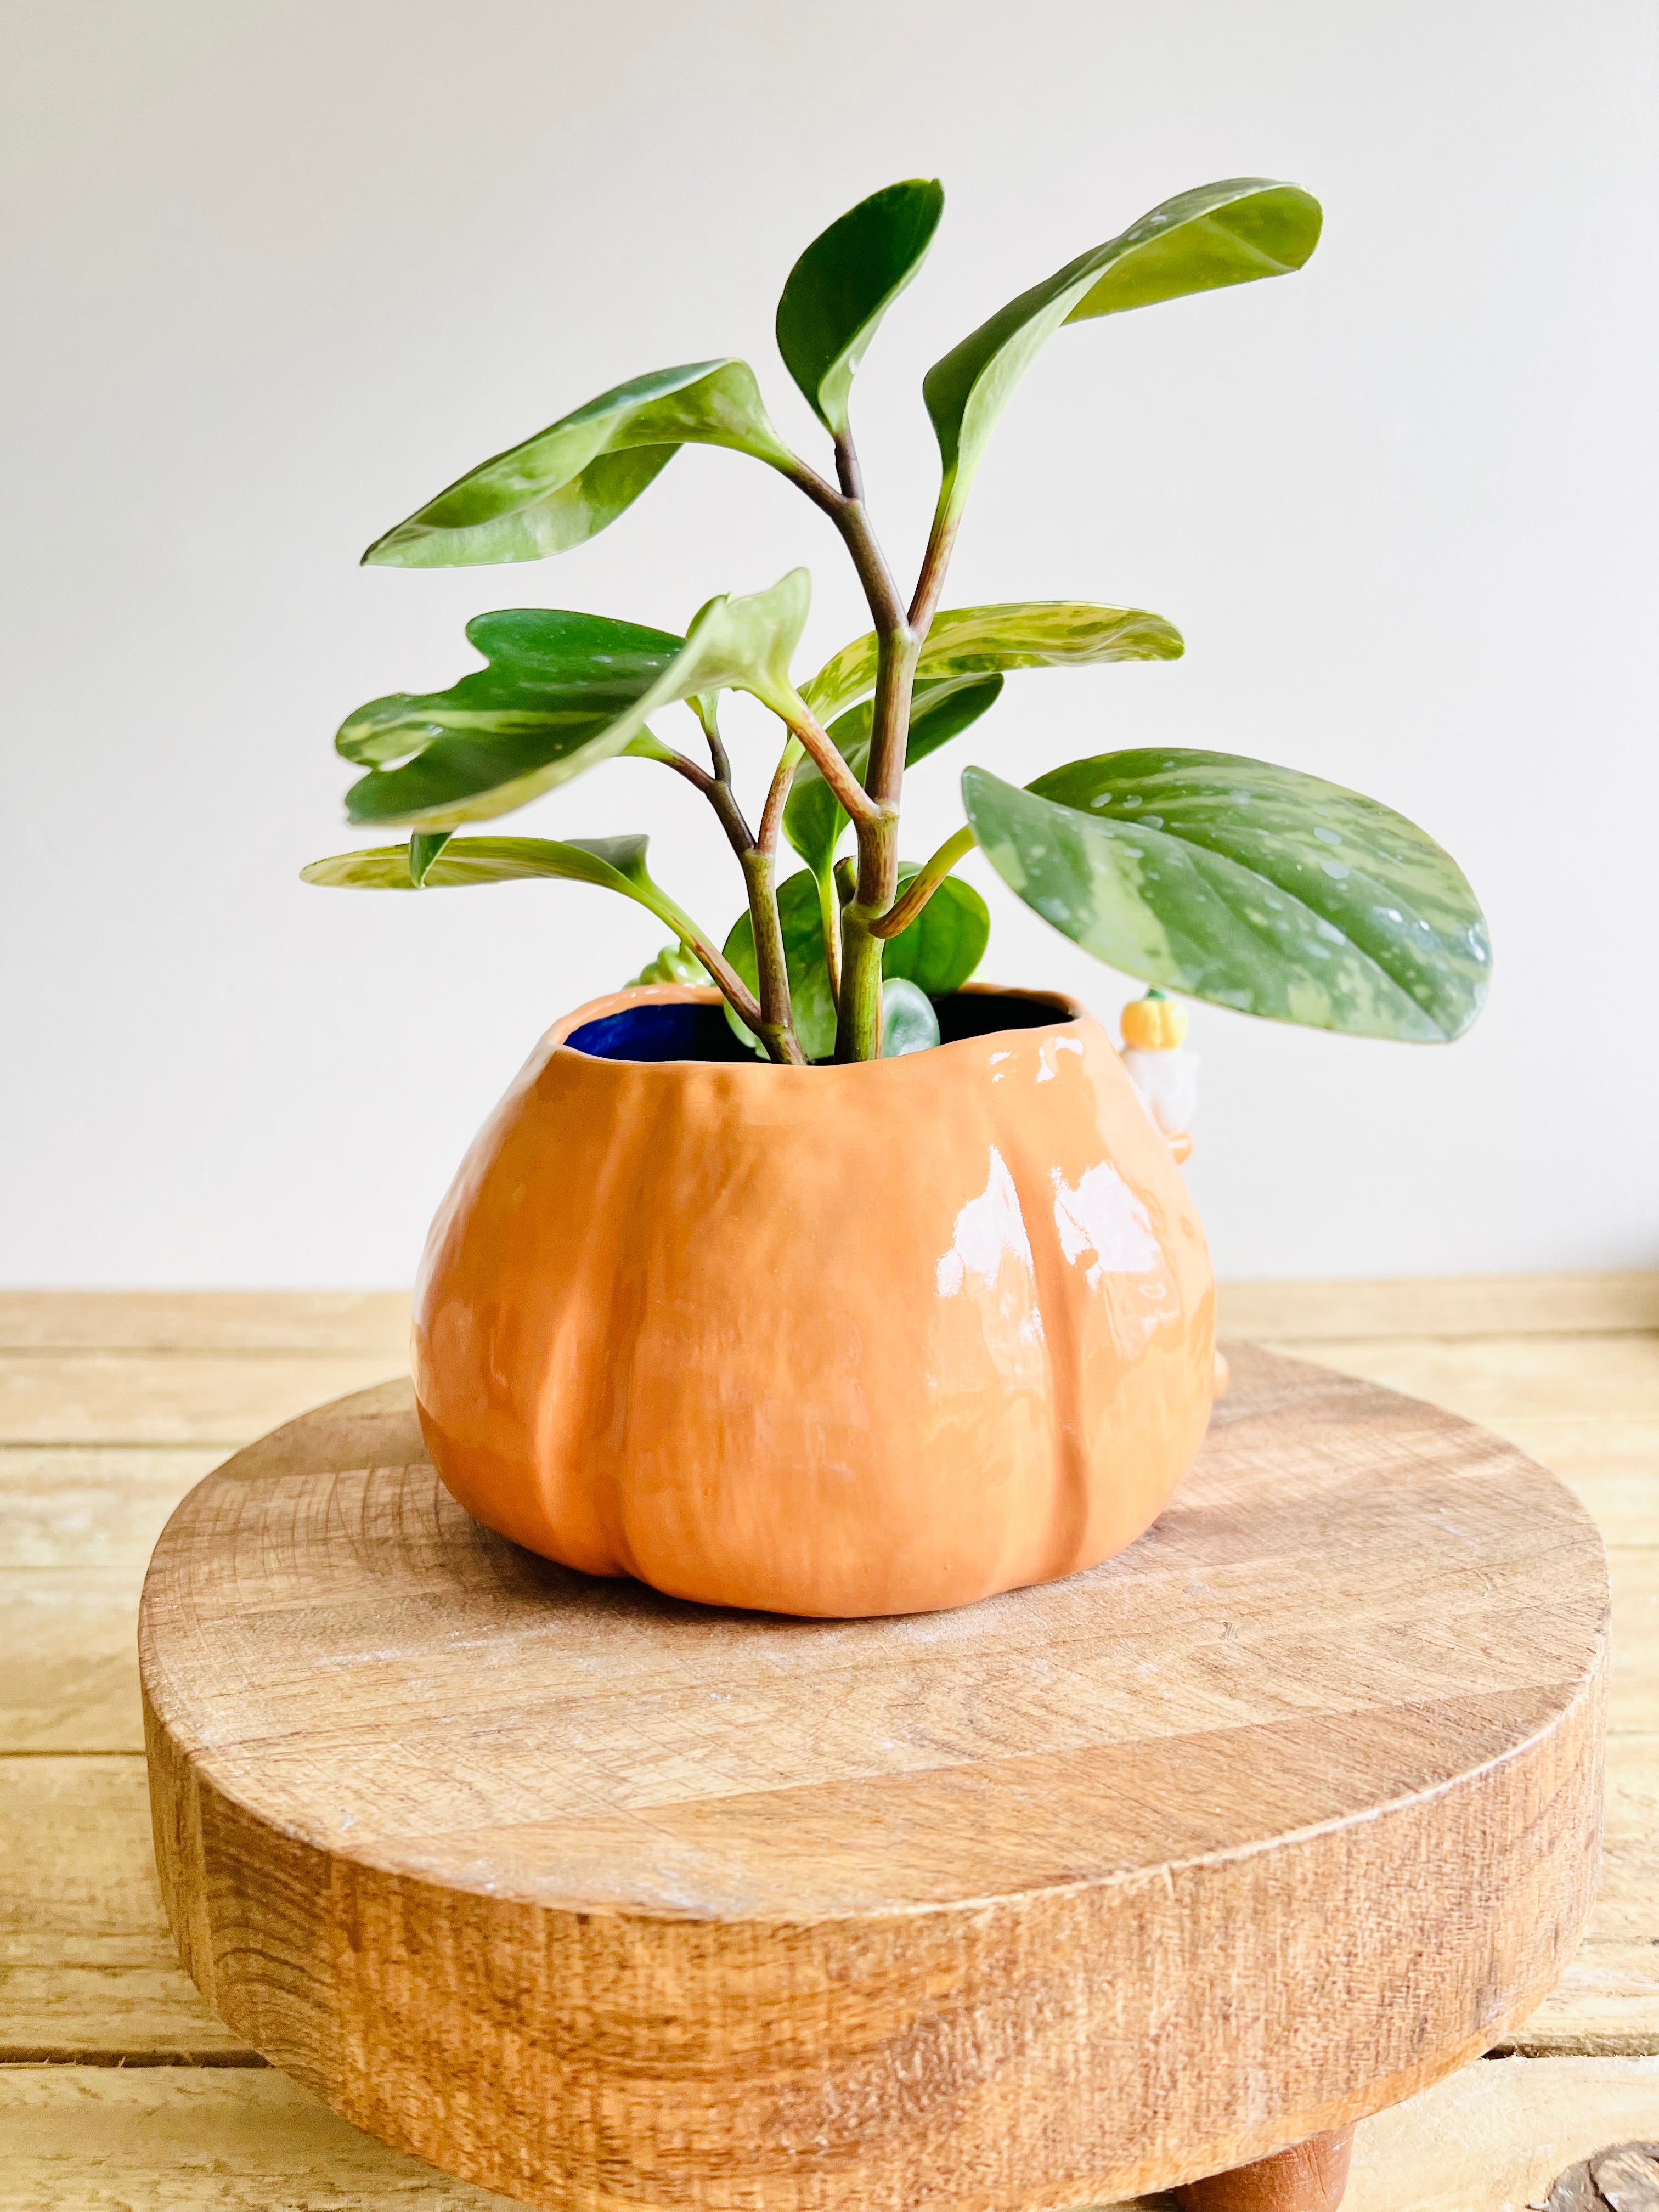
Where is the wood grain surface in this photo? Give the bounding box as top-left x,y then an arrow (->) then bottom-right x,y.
0,1290 -> 414,1355
6,1282 -> 1655,2209
139,1345 -> 1608,2212
1220,1273 -> 1659,1342
6,2057 -> 1659,2212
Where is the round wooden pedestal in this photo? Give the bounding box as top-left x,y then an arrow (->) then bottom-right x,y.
139,1345 -> 1607,2212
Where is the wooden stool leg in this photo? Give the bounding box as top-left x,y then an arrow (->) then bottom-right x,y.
1171,2125 -> 1355,2212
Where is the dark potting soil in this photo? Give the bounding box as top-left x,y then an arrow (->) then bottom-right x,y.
565,993 -> 1063,1065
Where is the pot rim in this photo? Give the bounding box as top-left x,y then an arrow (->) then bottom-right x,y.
545,980 -> 1092,1076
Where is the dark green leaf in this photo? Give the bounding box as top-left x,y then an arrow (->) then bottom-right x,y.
962,751 -> 1488,1041
924,180 -> 1322,522
776,179 -> 944,435
363,360 -> 796,568
340,570 -> 811,831
784,673 -> 1003,879
881,862 -> 991,999
723,864 -> 990,1060
802,601 -> 1181,725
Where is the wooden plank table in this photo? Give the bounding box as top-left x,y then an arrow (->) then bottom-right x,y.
3,1278 -> 1657,2210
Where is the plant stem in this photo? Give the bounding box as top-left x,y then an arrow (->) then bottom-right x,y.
752,740 -> 808,1056
757,740 -> 801,859
740,848 -> 805,1065
870,825 -> 975,940
909,499 -> 961,633
833,432 -> 862,502
690,696 -> 734,787
838,549 -> 914,1056
778,698 -> 882,829
835,910 -> 885,1060
654,742 -> 754,858
648,907 -> 765,1037
832,658 -> 911,1058
864,629 -> 919,806
645,712 -> 799,1058
780,433 -> 961,1063
833,807 -> 899,1062
778,451 -> 906,635
816,869 -> 842,1009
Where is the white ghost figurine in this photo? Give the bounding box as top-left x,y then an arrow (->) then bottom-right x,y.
1119,991 -> 1199,1147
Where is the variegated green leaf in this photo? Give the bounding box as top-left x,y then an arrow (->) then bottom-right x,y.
924,180 -> 1321,525
801,601 -> 1182,726
363,360 -> 797,568
336,610 -> 683,770
783,673 -> 1004,879
776,179 -> 944,436
340,571 -> 811,831
301,831 -> 706,939
962,752 -> 1488,1042
723,864 -> 990,1060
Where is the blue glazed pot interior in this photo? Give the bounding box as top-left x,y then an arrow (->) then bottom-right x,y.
566,992 -> 1064,1065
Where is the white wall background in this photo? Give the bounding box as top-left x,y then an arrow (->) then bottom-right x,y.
3,0 -> 1656,1288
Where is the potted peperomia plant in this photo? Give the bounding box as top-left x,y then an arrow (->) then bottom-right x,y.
305,178 -> 1488,1619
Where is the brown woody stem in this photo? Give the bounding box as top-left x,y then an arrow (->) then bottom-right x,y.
909,497 -> 961,634
658,920 -> 764,1037
775,438 -> 965,1063
642,735 -> 795,1063
654,743 -> 754,859
740,848 -> 805,1065
758,741 -> 801,859
779,699 -> 882,830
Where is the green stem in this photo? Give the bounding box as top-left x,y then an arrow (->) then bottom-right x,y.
833,808 -> 899,1063
816,867 -> 842,1009
870,825 -> 975,940
836,910 -> 885,1062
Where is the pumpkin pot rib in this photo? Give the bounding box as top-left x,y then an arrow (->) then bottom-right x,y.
412,984 -> 1216,1618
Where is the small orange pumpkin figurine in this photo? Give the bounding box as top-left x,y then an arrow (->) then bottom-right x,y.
1120,988 -> 1189,1053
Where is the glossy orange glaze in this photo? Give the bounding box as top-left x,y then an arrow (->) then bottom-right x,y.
413,984 -> 1216,1618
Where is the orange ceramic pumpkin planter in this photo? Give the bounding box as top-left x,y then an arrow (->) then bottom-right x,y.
414,984 -> 1215,1618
